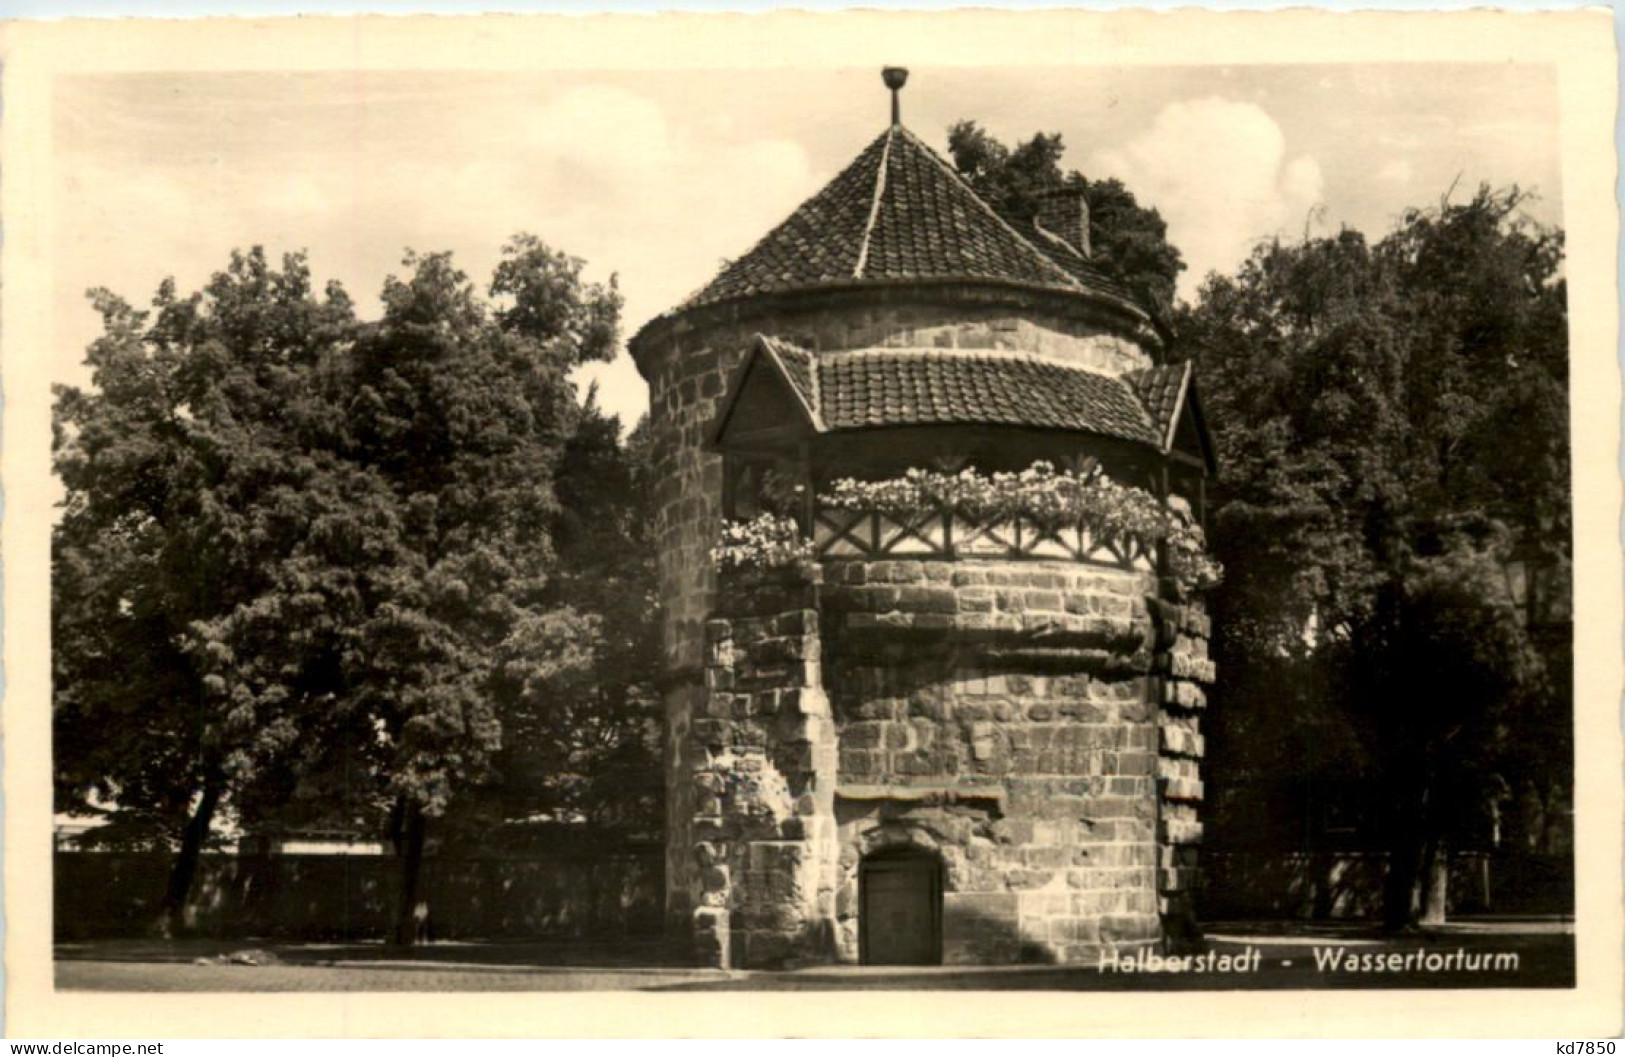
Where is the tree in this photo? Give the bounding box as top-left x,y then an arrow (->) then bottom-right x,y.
474,403 -> 663,843
53,249 -> 359,934
297,237 -> 623,943
946,120 -> 1186,314
54,235 -> 629,944
1180,186 -> 1569,927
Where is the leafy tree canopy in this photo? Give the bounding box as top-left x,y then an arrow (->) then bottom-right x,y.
1181,185 -> 1569,924
53,236 -> 652,939
1183,186 -> 1567,653
947,120 -> 1186,315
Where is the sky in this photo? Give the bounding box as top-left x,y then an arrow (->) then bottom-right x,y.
52,63 -> 1563,427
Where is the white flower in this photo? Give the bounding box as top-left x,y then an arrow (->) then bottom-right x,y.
801,460 -> 1220,593
712,513 -> 814,570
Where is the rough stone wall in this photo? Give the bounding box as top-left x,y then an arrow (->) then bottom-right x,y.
688,565 -> 839,968
635,293 -> 1154,932
681,556 -> 1212,969
822,558 -> 1168,964
1149,597 -> 1214,947
662,683 -> 706,930
638,296 -> 1154,674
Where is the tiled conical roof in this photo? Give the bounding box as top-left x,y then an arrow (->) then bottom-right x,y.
815,348 -> 1160,444
718,336 -> 1163,449
1123,361 -> 1191,447
677,126 -> 1139,313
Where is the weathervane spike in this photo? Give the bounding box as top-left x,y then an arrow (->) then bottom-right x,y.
882,67 -> 909,127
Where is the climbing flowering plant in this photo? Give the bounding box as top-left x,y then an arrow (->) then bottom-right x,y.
822,461 -> 1222,594
821,462 -> 1172,535
715,461 -> 1221,593
711,512 -> 815,571
1162,505 -> 1224,595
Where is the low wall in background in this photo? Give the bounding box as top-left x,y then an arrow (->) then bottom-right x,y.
1200,850 -> 1574,921
55,848 -> 665,941
59,845 -> 1571,940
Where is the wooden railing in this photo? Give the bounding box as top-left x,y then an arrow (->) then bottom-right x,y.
810,506 -> 1158,571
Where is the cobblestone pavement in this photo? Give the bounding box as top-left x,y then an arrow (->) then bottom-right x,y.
56,920 -> 1573,992
55,961 -> 730,992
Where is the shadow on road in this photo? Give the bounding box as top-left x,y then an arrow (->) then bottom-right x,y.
54,918 -> 1575,991
54,936 -> 690,970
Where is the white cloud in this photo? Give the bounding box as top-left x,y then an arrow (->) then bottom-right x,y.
1374,131 -> 1426,150
1376,159 -> 1413,185
265,174 -> 332,218
463,85 -> 820,425
1087,96 -> 1323,299
55,83 -> 819,427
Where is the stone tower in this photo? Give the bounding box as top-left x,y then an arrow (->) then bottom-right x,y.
628,70 -> 1216,969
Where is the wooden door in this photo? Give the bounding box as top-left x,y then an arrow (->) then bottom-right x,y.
860,851 -> 942,965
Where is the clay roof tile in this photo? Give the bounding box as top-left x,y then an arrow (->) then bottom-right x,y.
678,127 -> 1139,313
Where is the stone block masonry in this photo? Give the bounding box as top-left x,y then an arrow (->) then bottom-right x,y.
639,299 -> 1155,677
639,294 -> 1179,948
1148,596 -> 1214,947
626,93 -> 1226,966
681,552 -> 1214,968
821,558 -> 1171,965
688,564 -> 840,968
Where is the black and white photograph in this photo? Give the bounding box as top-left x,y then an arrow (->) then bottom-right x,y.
4,8 -> 1620,1038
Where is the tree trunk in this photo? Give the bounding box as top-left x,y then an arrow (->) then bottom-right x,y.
1384,777 -> 1452,930
1382,773 -> 1429,931
391,801 -> 428,947
154,773 -> 224,938
1419,837 -> 1450,925
1539,779 -> 1565,855
1382,836 -> 1422,931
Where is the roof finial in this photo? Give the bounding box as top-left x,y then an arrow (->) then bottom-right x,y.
882,67 -> 909,127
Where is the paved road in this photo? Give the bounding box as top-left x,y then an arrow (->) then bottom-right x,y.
56,924 -> 1574,992
56,961 -> 730,992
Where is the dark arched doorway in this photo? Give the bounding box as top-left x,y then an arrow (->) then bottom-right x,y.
859,848 -> 943,965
